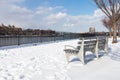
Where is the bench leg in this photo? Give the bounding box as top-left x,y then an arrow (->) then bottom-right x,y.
94,48 -> 99,59
95,40 -> 99,59
66,53 -> 70,63
104,43 -> 108,54
104,37 -> 108,54
78,51 -> 85,65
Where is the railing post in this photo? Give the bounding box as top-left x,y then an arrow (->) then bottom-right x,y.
17,35 -> 20,46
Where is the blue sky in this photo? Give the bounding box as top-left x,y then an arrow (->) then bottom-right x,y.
0,0 -> 107,33
23,0 -> 97,15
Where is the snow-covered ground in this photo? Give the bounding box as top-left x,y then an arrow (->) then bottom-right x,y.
0,38 -> 120,80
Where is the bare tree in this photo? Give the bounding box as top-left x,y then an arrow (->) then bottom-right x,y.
102,18 -> 113,38
117,19 -> 120,37
94,0 -> 120,43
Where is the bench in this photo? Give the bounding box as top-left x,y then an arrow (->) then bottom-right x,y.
64,36 -> 108,64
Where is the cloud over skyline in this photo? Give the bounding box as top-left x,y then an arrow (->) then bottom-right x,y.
0,0 -> 107,33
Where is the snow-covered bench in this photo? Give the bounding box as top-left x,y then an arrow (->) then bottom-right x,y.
64,37 -> 108,64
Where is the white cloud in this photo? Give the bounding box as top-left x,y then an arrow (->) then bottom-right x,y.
0,0 -> 108,32
94,9 -> 104,17
46,12 -> 67,22
0,0 -> 24,4
36,7 -> 53,15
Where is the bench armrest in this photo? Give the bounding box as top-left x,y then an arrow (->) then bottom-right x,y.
65,45 -> 77,50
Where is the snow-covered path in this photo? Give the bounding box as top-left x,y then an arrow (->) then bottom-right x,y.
0,38 -> 120,80
0,40 -> 78,80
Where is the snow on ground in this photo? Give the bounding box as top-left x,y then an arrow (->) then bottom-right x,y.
0,40 -> 75,80
0,38 -> 120,80
67,38 -> 120,80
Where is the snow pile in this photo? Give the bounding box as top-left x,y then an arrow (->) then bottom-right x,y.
108,39 -> 120,61
0,40 -> 78,80
1,38 -> 120,80
66,38 -> 120,80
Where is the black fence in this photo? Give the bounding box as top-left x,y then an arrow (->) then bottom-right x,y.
0,34 -> 80,47
0,32 -> 107,47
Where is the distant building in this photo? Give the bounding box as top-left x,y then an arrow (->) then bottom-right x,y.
89,27 -> 95,33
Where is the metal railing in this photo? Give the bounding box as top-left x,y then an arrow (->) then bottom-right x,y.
0,35 -> 80,47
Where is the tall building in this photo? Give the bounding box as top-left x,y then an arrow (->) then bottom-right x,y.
89,27 -> 95,33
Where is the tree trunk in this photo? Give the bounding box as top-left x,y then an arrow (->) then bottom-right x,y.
109,28 -> 112,38
112,22 -> 117,43
118,26 -> 120,37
